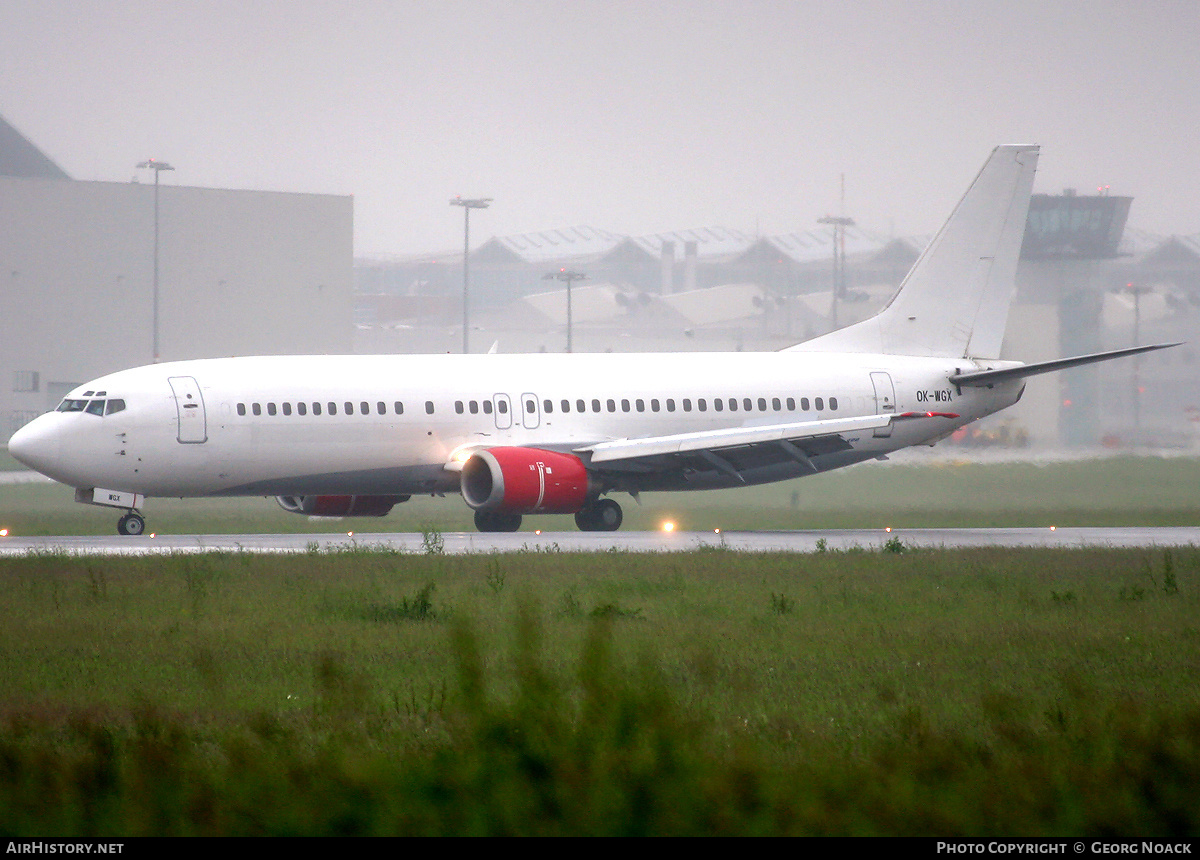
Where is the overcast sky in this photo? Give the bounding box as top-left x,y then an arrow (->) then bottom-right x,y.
3,0 -> 1198,255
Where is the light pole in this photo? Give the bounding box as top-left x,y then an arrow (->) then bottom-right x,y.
544,268 -> 587,352
450,196 -> 491,353
137,159 -> 174,362
1116,283 -> 1153,444
817,213 -> 855,331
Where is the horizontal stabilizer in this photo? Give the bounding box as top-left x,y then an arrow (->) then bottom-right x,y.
950,342 -> 1182,387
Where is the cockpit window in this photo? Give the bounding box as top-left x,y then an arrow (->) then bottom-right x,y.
56,397 -> 125,415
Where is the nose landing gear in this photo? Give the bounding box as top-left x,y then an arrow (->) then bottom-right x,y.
117,512 -> 146,536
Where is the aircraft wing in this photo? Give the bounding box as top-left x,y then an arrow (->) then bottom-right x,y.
571,412 -> 949,480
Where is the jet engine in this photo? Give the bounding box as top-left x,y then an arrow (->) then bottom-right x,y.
460,447 -> 591,514
275,494 -> 410,517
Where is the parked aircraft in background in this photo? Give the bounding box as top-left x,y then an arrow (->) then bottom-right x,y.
7,145 -> 1177,534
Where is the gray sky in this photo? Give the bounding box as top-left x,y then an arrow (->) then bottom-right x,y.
3,0 -> 1198,255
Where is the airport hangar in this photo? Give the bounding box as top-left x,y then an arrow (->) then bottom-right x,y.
0,116 -> 352,443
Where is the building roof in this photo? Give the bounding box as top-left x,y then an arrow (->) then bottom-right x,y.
474,226 -> 624,264
745,225 -> 885,265
630,226 -> 755,261
0,115 -> 69,180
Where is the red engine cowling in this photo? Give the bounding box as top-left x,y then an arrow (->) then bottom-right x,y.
461,447 -> 591,514
275,494 -> 409,517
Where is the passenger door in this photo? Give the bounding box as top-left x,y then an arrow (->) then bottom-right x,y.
168,376 -> 207,443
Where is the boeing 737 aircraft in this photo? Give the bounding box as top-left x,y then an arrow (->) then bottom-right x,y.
7,145 -> 1177,535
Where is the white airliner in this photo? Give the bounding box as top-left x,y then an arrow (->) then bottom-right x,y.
7,145 -> 1177,535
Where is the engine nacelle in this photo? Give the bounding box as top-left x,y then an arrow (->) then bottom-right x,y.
461,447 -> 591,514
275,494 -> 410,518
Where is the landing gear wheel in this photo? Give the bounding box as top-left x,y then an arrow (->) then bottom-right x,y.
117,513 -> 146,536
575,498 -> 623,532
474,510 -> 522,533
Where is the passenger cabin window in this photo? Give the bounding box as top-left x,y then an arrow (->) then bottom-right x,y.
267,403 -> 277,416
377,401 -> 386,415
313,402 -> 322,415
800,398 -> 810,411
394,401 -> 404,415
425,401 -> 435,415
344,401 -> 353,415
236,403 -> 246,416
360,401 -> 369,415
282,403 -> 292,416
483,401 -> 492,414
328,402 -> 337,415
829,397 -> 838,410
298,402 -> 307,416
455,401 -> 464,414
815,397 -> 824,411
252,403 -> 262,416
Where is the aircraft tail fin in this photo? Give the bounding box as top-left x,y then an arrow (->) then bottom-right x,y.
788,144 -> 1039,359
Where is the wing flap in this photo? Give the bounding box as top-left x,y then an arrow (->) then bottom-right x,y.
576,413 -> 893,466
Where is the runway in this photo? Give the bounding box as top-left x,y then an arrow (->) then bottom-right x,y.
1,527 -> 1199,556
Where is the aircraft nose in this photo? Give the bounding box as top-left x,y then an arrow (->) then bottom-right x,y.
7,415 -> 62,477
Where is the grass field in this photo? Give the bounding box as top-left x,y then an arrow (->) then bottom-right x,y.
1,543 -> 1198,835
3,451 -> 1200,535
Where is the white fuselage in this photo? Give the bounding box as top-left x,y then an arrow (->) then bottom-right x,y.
10,350 -> 1023,500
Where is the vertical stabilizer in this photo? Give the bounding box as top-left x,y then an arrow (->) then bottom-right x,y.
789,145 -> 1038,359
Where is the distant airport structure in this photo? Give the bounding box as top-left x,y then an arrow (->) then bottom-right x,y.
0,115 -> 352,442
1,114 -> 1195,449
356,198 -> 1198,449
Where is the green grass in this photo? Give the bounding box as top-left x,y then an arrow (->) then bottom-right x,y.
3,454 -> 1200,535
0,448 -> 25,471
1,546 -> 1199,834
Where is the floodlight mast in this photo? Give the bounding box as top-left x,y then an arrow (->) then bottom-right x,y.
450,196 -> 492,354
817,214 -> 855,330
137,159 -> 175,363
544,268 -> 587,352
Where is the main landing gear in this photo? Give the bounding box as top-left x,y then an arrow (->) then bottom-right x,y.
117,511 -> 146,536
472,498 -> 625,533
575,498 -> 623,532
